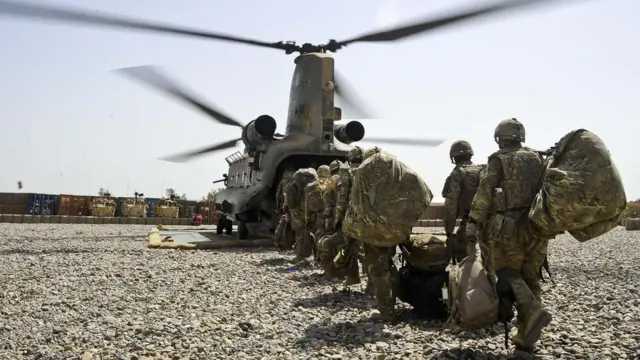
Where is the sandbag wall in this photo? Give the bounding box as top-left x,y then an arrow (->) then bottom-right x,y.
622,218 -> 640,231
0,214 -> 193,225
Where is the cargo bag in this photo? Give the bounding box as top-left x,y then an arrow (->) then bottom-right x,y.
400,233 -> 449,272
397,265 -> 449,320
446,255 -> 499,330
529,129 -> 627,242
343,151 -> 433,247
305,181 -> 326,213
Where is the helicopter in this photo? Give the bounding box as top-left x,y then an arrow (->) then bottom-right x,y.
0,0 -> 584,239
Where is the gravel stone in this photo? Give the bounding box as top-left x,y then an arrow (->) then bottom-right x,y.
0,224 -> 639,360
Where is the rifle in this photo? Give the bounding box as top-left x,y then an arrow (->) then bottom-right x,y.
538,255 -> 554,284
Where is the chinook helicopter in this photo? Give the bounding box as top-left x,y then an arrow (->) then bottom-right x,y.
0,0 -> 582,239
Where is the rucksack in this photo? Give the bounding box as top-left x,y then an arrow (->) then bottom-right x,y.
446,255 -> 499,330
400,233 -> 449,272
397,265 -> 449,320
305,180 -> 326,213
342,151 -> 433,247
529,129 -> 627,242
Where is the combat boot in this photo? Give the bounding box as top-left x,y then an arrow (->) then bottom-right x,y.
364,281 -> 375,296
507,346 -> 536,360
344,275 -> 361,286
521,308 -> 552,348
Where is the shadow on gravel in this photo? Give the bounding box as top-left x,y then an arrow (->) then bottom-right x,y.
294,289 -> 374,310
257,257 -> 291,266
296,317 -> 397,348
205,247 -> 279,254
425,348 -> 503,360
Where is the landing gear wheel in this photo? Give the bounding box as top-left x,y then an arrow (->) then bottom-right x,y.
238,221 -> 249,240
216,216 -> 226,234
225,219 -> 233,235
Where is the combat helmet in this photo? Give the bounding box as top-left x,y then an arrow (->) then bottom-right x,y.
449,140 -> 474,163
282,168 -> 295,179
347,146 -> 364,165
329,160 -> 343,174
363,146 -> 381,160
317,165 -> 330,179
494,118 -> 525,143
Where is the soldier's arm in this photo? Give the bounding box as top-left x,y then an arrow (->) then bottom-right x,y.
322,190 -> 334,220
335,175 -> 351,221
442,172 -> 461,235
285,183 -> 296,210
303,188 -> 311,224
469,157 -> 502,225
275,183 -> 283,209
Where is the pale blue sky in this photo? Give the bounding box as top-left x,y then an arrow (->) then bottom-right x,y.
1,0 -> 637,202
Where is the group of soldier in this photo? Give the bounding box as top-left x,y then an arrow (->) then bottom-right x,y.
272,118 -> 554,359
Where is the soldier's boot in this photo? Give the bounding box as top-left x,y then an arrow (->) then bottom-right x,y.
507,347 -> 536,360
521,308 -> 552,348
375,285 -> 396,322
510,313 -> 527,348
343,258 -> 361,286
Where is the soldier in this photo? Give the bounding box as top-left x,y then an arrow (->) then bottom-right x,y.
441,140 -> 487,264
334,146 -> 368,288
318,160 -> 361,281
466,118 -> 551,358
305,165 -> 331,260
358,146 -> 399,321
273,169 -> 295,250
288,168 -> 318,260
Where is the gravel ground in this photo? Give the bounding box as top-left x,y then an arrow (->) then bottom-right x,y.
0,224 -> 639,360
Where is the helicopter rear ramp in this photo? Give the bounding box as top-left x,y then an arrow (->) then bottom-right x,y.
147,227 -> 273,250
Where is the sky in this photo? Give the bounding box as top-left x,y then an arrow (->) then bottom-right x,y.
0,0 -> 638,202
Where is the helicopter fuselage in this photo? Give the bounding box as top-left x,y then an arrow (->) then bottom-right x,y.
214,52 -> 364,238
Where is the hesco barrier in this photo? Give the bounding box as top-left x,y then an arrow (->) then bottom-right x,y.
0,215 -> 458,227
622,218 -> 640,231
0,215 -> 193,225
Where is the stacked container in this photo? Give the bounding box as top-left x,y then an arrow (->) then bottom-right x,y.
57,194 -> 91,216
178,200 -> 198,219
28,194 -> 58,215
197,200 -> 221,225
144,198 -> 160,217
0,192 -> 29,215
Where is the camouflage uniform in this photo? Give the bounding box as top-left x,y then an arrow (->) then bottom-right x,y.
441,140 -> 487,264
305,165 -> 331,238
467,118 -> 551,356
273,171 -> 295,250
334,147 -> 368,287
356,147 -> 398,319
305,165 -> 331,260
317,161 -> 359,279
288,168 -> 318,259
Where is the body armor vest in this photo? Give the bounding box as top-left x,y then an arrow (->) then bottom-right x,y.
492,147 -> 544,213
456,164 -> 485,217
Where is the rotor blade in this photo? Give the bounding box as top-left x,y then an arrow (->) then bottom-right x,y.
0,1 -> 289,51
334,71 -> 376,119
360,137 -> 445,147
336,0 -> 565,46
160,138 -> 242,163
114,65 -> 244,128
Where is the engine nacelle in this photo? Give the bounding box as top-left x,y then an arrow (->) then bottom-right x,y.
334,121 -> 365,144
243,114 -> 277,148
